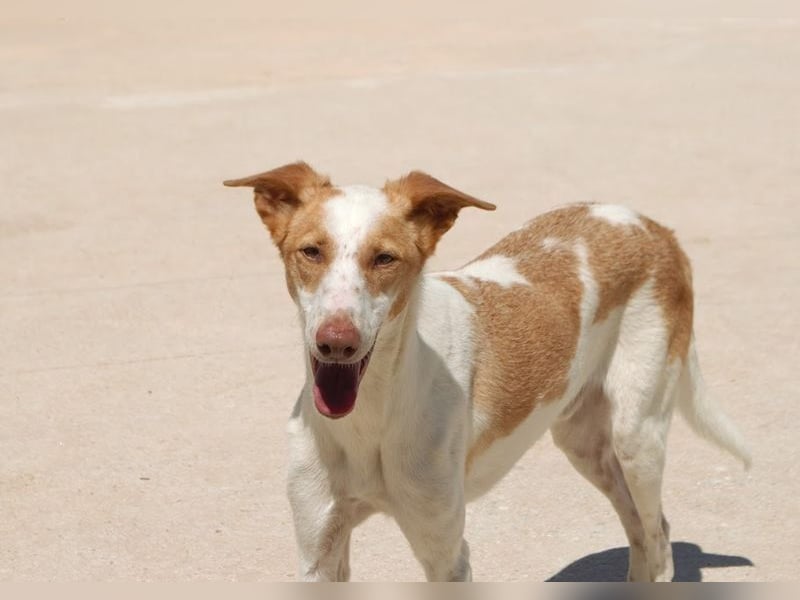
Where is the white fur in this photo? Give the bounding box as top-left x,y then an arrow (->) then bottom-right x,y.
589,203 -> 644,228
436,255 -> 531,288
297,185 -> 393,361
677,337 -> 752,468
288,276 -> 476,581
541,236 -> 562,251
281,197 -> 750,582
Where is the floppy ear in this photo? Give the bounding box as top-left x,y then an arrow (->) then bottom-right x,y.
223,161 -> 331,244
383,171 -> 496,255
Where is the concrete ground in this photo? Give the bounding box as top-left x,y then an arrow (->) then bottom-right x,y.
1,3 -> 798,581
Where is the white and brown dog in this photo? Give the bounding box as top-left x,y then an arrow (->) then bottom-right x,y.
224,162 -> 750,582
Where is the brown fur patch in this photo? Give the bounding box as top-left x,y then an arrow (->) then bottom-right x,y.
378,171 -> 497,319
224,162 -> 341,298
383,171 -> 495,256
441,204 -> 695,466
224,161 -> 338,247
357,211 -> 428,319
279,199 -> 336,298
642,218 -> 694,360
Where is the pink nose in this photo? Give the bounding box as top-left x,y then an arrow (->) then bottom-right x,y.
315,315 -> 361,360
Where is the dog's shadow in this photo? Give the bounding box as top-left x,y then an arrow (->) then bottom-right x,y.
547,541 -> 753,582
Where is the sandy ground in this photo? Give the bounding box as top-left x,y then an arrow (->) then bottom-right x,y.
1,3 -> 798,582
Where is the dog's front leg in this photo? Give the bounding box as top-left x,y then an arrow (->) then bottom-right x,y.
287,460 -> 355,581
286,416 -> 356,581
384,430 -> 471,583
391,485 -> 471,581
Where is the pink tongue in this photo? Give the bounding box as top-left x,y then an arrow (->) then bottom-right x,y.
313,362 -> 360,418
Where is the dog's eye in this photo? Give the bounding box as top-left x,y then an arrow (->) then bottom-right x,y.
300,246 -> 322,262
374,253 -> 396,267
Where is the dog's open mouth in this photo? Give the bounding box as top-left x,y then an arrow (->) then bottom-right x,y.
310,347 -> 374,419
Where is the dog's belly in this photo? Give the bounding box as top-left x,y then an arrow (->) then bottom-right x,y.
465,393 -> 573,501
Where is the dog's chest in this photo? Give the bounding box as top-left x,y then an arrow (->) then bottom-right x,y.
321,411 -> 394,507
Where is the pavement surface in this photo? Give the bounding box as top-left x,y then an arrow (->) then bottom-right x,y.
1,3 -> 798,581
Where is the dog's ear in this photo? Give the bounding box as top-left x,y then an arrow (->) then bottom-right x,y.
224,161 -> 331,244
384,171 -> 496,255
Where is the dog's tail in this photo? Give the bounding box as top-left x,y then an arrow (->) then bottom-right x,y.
677,337 -> 752,470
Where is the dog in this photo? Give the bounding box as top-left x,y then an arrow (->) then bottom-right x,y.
224,162 -> 750,582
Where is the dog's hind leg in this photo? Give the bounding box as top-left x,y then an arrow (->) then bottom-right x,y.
551,384 -> 650,582
603,286 -> 683,582
606,361 -> 680,582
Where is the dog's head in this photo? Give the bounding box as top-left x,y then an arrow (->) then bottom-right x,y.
224,162 -> 494,418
